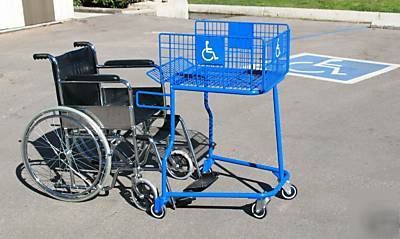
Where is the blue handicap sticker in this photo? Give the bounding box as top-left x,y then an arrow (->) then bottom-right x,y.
272,33 -> 286,59
196,35 -> 225,65
289,53 -> 399,84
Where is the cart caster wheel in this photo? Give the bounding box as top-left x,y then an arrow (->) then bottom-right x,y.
280,184 -> 297,200
251,203 -> 267,219
199,165 -> 213,174
150,204 -> 166,219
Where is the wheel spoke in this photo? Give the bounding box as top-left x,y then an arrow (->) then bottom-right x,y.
34,130 -> 60,156
23,108 -> 110,201
57,157 -> 92,186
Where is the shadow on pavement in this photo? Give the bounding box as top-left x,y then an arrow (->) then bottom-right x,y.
16,129 -> 276,218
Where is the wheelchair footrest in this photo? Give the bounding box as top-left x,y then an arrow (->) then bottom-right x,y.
183,172 -> 219,192
175,197 -> 196,207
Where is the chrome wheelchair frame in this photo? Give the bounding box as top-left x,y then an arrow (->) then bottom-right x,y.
21,42 -> 199,211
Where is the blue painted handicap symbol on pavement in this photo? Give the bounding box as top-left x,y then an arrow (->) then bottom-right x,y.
196,35 -> 225,65
289,53 -> 399,84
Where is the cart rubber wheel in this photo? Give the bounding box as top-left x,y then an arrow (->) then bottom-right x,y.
251,203 -> 267,219
280,184 -> 297,200
199,164 -> 213,175
150,204 -> 166,219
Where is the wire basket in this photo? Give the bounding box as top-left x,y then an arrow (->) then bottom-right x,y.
147,20 -> 290,95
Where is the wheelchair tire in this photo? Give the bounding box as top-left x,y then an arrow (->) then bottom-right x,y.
167,150 -> 194,180
21,106 -> 111,202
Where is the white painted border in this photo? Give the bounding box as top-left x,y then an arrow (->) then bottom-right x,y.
288,53 -> 400,84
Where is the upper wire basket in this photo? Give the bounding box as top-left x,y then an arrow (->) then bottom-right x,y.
147,20 -> 290,95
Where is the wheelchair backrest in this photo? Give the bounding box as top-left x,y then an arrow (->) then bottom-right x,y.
53,47 -> 100,106
41,43 -> 165,129
56,47 -> 98,79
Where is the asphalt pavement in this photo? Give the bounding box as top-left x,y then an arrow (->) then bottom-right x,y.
0,14 -> 399,239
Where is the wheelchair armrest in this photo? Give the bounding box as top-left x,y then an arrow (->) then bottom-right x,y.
65,74 -> 120,82
100,59 -> 155,68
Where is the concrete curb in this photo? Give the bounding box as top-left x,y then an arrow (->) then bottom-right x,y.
189,4 -> 400,28
0,20 -> 64,35
74,6 -> 123,14
0,6 -> 155,34
74,6 -> 155,15
132,1 -> 189,19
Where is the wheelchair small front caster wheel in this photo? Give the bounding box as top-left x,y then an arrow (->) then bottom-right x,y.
251,203 -> 267,219
150,204 -> 166,219
280,184 -> 297,200
131,179 -> 158,211
167,150 -> 193,180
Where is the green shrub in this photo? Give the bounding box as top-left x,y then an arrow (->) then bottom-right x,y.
78,0 -> 136,8
73,0 -> 83,6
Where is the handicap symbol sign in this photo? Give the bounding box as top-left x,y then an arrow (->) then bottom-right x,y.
196,35 -> 225,65
202,40 -> 219,62
289,53 -> 399,84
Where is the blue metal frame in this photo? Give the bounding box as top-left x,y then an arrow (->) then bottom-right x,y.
202,92 -> 214,173
135,90 -> 170,110
150,20 -> 292,214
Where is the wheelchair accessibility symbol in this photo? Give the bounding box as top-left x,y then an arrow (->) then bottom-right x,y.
289,53 -> 399,84
275,38 -> 281,58
291,59 -> 346,75
202,41 -> 219,62
196,36 -> 225,65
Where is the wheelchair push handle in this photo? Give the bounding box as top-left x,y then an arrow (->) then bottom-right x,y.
33,53 -> 52,60
73,41 -> 93,48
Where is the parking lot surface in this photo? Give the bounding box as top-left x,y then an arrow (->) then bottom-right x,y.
0,14 -> 399,239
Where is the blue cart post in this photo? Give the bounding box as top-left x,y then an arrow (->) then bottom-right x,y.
145,20 -> 298,219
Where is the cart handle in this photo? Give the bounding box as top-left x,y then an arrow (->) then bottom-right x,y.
146,66 -> 162,84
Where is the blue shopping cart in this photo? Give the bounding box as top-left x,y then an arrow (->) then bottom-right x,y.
143,20 -> 297,219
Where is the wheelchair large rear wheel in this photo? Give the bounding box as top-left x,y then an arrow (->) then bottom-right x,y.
21,106 -> 111,202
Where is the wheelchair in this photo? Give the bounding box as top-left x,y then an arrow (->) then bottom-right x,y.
21,41 -> 200,211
